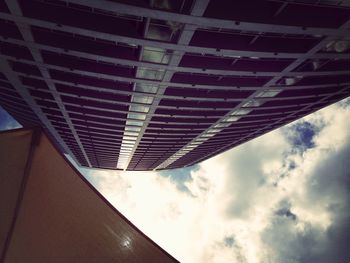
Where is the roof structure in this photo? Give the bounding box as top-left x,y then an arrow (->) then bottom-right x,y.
0,127 -> 179,262
0,0 -> 350,171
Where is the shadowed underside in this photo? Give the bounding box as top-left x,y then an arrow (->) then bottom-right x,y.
0,128 -> 179,263
0,0 -> 350,171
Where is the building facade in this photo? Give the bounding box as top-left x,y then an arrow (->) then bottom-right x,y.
0,0 -> 350,171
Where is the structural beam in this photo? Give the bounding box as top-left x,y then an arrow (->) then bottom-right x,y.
65,0 -> 348,37
5,0 -> 91,167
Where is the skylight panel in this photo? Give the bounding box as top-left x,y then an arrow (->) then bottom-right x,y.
127,113 -> 147,120
231,109 -> 252,115
131,95 -> 154,104
255,90 -> 280,98
136,67 -> 164,80
242,100 -> 263,107
142,47 -> 170,64
135,83 -> 159,94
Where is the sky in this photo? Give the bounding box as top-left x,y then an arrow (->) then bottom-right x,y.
1,99 -> 350,263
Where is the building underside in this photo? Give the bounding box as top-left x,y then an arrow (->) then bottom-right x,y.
0,0 -> 350,171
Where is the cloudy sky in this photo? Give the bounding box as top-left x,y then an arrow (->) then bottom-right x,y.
1,99 -> 350,263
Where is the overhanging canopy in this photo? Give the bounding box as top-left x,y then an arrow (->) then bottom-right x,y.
0,128 -> 178,263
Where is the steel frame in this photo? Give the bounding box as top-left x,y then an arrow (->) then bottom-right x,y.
0,0 -> 349,170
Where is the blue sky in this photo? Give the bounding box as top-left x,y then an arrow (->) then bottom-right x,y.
0,106 -> 21,130
1,99 -> 350,263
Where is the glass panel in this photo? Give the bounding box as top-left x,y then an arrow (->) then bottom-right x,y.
231,109 -> 252,115
142,47 -> 170,64
130,104 -> 150,113
118,156 -> 130,160
125,126 -> 142,132
214,123 -> 230,128
223,116 -> 241,122
255,90 -> 280,98
284,76 -> 302,86
132,95 -> 154,104
135,83 -> 159,94
242,100 -> 263,107
147,24 -> 171,41
189,141 -> 202,145
136,67 -> 164,80
207,128 -> 221,133
120,148 -> 133,152
122,141 -> 136,145
185,145 -> 197,149
195,137 -> 208,142
126,120 -> 143,126
201,133 -> 215,137
128,113 -> 147,120
124,131 -> 139,136
120,149 -> 132,152
123,136 -> 137,141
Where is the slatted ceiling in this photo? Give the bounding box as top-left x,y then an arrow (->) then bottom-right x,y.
0,19 -> 22,39
19,0 -> 143,37
180,53 -> 236,69
159,98 -> 238,108
60,96 -> 129,111
49,70 -> 134,91
164,87 -> 253,98
11,61 -> 42,76
0,41 -> 33,60
328,91 -> 350,101
76,130 -> 121,140
0,1 -> 350,170
145,130 -> 200,136
191,31 -> 254,50
277,86 -> 341,97
56,86 -> 131,103
281,3 -> 350,28
0,1 -> 9,12
316,59 -> 350,71
77,129 -> 124,139
0,85 -> 15,95
153,0 -> 195,13
251,35 -> 320,53
0,95 -> 24,107
0,79 -> 11,88
71,120 -> 122,132
150,115 -> 217,124
46,114 -> 65,122
83,144 -> 121,153
293,59 -> 325,71
297,75 -> 350,85
79,137 -> 122,147
33,98 -> 58,109
231,58 -> 292,72
190,29 -> 320,53
28,89 -> 55,100
21,76 -> 49,89
64,105 -> 126,119
146,132 -> 200,138
171,72 -> 219,85
154,108 -> 229,117
41,52 -> 134,78
0,72 -> 7,80
204,0 -> 350,27
32,27 -> 139,60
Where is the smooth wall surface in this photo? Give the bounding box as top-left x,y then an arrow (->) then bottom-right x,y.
0,129 -> 178,263
0,129 -> 33,258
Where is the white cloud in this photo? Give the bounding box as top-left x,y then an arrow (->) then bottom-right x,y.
85,98 -> 350,263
